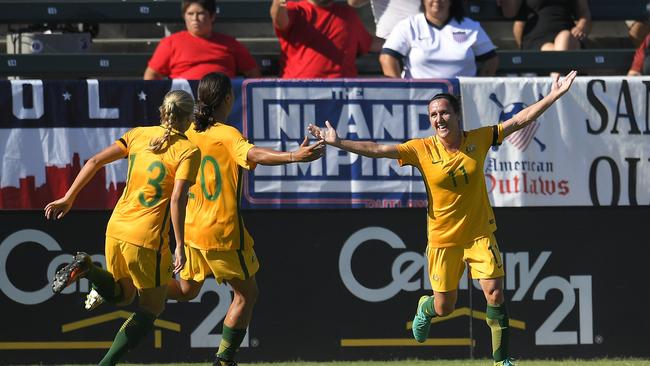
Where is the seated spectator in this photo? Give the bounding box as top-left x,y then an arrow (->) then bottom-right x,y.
628,32 -> 650,75
499,0 -> 591,51
144,0 -> 261,80
347,0 -> 420,40
380,0 -> 498,78
270,0 -> 383,78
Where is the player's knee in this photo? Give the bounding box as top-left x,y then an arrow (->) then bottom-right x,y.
235,286 -> 258,308
485,288 -> 505,305
180,286 -> 201,302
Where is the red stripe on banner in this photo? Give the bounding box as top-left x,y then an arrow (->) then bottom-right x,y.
507,121 -> 539,150
0,153 -> 124,209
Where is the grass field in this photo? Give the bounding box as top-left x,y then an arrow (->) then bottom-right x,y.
81,360 -> 650,366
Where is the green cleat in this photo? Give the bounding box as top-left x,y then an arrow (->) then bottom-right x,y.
495,358 -> 516,366
412,295 -> 433,343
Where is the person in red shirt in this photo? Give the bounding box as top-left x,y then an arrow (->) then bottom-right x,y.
270,0 -> 383,78
144,0 -> 261,80
628,33 -> 650,76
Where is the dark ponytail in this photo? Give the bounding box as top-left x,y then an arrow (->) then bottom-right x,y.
194,72 -> 233,132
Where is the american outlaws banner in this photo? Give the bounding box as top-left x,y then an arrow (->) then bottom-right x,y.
460,76 -> 650,207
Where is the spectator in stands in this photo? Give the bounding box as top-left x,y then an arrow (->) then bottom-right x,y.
499,0 -> 591,52
627,31 -> 650,75
346,0 -> 420,40
270,0 -> 383,78
144,0 -> 261,80
380,0 -> 498,78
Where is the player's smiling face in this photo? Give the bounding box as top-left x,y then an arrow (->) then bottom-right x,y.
428,98 -> 459,139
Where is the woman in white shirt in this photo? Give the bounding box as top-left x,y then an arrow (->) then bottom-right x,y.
380,0 -> 499,78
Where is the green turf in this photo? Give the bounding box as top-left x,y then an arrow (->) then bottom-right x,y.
61,359 -> 650,366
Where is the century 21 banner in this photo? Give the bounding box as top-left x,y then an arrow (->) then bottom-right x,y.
2,207 -> 649,364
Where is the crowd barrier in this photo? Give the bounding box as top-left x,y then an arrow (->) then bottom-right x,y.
0,50 -> 636,78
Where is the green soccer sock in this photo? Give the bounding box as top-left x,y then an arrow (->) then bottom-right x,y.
98,310 -> 155,366
486,303 -> 510,362
216,325 -> 247,363
86,264 -> 121,304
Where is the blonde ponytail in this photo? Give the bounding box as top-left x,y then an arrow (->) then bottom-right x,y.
149,90 -> 195,152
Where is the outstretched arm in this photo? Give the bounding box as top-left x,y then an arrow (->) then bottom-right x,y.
271,0 -> 290,31
308,121 -> 400,159
44,143 -> 126,219
501,70 -> 577,138
247,136 -> 324,165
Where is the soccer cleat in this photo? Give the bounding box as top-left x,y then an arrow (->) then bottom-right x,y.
84,288 -> 105,310
412,295 -> 433,343
213,357 -> 237,366
495,358 -> 516,366
52,252 -> 91,294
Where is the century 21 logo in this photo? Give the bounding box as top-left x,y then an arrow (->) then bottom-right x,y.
0,229 -> 249,349
338,227 -> 594,346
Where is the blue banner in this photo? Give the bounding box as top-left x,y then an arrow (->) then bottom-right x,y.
242,79 -> 458,208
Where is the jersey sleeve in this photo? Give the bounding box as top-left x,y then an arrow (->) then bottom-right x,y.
147,35 -> 173,76
116,128 -> 137,154
227,129 -> 257,170
175,146 -> 201,183
472,24 -> 497,57
473,125 -> 503,155
495,123 -> 505,145
396,139 -> 421,167
381,17 -> 411,58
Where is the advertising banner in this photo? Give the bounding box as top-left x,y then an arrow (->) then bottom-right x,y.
460,76 -> 650,207
242,79 -> 458,208
1,207 -> 648,364
2,77 -> 648,210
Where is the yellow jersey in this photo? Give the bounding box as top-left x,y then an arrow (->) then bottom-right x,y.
397,125 -> 504,248
185,122 -> 257,251
106,126 -> 200,251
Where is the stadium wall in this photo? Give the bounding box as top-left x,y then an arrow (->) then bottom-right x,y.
0,207 -> 649,364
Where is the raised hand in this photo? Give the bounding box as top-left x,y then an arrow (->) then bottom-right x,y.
551,70 -> 577,99
291,136 -> 325,162
307,120 -> 340,146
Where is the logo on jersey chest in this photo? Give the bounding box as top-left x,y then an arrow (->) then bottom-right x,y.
452,31 -> 468,43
